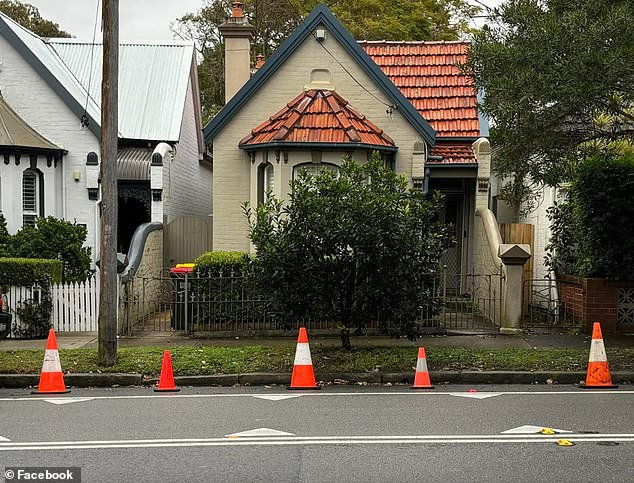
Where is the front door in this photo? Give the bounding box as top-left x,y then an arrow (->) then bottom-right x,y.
440,195 -> 464,294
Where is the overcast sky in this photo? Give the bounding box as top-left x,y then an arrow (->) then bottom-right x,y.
24,0 -> 503,41
25,0 -> 205,40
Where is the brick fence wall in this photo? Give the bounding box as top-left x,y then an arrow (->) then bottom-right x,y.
558,274 -> 631,333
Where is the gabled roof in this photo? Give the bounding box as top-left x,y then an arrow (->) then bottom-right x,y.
0,95 -> 64,153
239,89 -> 396,151
205,4 -> 436,146
0,12 -> 195,142
360,41 -> 480,137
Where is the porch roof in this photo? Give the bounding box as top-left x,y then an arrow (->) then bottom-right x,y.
239,89 -> 397,152
118,147 -> 152,181
0,95 -> 64,153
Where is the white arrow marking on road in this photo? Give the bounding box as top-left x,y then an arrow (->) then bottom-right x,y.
502,425 -> 573,434
0,436 -> 9,442
450,392 -> 502,399
42,397 -> 94,405
226,428 -> 295,438
252,395 -> 302,401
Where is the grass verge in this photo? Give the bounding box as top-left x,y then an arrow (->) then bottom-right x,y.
0,346 -> 633,377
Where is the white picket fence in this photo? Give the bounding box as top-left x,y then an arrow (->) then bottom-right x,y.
8,277 -> 100,337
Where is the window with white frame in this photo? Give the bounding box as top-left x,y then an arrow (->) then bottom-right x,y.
292,162 -> 339,180
22,169 -> 42,227
257,163 -> 274,205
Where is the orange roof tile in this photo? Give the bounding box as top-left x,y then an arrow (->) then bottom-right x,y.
360,41 -> 480,138
240,89 -> 396,150
429,143 -> 476,164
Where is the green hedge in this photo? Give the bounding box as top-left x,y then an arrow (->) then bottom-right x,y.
194,251 -> 252,277
547,153 -> 634,280
0,258 -> 63,287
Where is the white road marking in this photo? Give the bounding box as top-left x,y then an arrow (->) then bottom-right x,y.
0,436 -> 9,442
450,392 -> 502,399
43,397 -> 94,405
226,428 -> 295,438
0,433 -> 632,451
502,425 -> 573,434
0,390 -> 632,403
252,395 -> 301,401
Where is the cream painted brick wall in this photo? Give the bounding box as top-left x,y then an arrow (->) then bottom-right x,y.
163,76 -> 212,224
213,24 -> 429,251
0,35 -> 100,255
520,186 -> 556,280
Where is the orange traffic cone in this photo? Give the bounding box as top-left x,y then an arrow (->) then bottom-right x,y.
411,347 -> 434,389
288,327 -> 319,390
33,329 -> 70,394
581,322 -> 618,389
155,350 -> 180,392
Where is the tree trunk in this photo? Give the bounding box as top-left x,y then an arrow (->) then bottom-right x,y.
340,327 -> 351,350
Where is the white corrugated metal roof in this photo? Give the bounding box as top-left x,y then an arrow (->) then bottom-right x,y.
0,13 -> 194,142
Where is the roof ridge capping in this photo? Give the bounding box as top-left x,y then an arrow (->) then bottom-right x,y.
204,3 -> 436,145
358,40 -> 470,45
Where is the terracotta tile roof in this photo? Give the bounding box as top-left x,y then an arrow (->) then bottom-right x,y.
240,89 -> 396,149
360,41 -> 480,138
429,142 -> 477,165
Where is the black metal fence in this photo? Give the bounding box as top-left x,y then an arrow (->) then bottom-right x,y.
521,278 -> 582,329
120,269 -> 502,336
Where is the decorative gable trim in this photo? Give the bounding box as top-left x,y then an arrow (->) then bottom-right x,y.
204,4 -> 436,146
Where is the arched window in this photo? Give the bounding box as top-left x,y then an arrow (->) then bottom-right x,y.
22,168 -> 43,227
257,163 -> 274,205
292,162 -> 339,181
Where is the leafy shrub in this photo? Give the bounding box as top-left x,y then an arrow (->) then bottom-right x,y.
12,285 -> 52,339
0,258 -> 63,287
547,153 -> 634,279
245,153 -> 453,347
194,251 -> 252,277
7,216 -> 93,283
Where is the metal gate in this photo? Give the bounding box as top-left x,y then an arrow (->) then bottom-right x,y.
120,269 -> 503,335
521,278 -> 581,329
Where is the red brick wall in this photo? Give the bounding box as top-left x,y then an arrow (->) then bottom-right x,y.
558,274 -> 622,333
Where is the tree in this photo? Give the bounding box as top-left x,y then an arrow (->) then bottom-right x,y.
174,0 -> 478,122
0,211 -> 9,257
297,0 -> 478,42
0,0 -> 71,37
244,154 -> 453,348
465,0 -> 634,207
8,217 -> 93,283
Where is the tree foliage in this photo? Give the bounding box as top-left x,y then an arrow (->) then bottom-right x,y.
465,0 -> 634,206
244,154 -> 453,348
0,0 -> 70,37
174,0 -> 478,122
546,153 -> 634,280
6,217 -> 93,283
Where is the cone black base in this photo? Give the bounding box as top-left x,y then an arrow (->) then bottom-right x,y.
579,384 -> 618,389
287,386 -> 321,390
410,385 -> 434,390
154,387 -> 181,392
31,389 -> 72,395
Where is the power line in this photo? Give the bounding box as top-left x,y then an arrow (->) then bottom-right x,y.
82,0 -> 101,128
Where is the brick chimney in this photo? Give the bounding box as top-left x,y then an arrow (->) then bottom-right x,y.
219,2 -> 256,103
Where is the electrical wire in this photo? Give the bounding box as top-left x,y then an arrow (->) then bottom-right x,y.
286,3 -> 396,110
81,0 -> 101,128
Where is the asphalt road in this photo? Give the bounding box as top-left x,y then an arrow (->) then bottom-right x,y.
0,385 -> 633,482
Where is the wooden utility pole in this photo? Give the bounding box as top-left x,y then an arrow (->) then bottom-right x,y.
98,0 -> 119,367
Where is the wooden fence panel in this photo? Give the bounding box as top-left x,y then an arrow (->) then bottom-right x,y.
500,223 -> 535,314
164,215 -> 213,266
